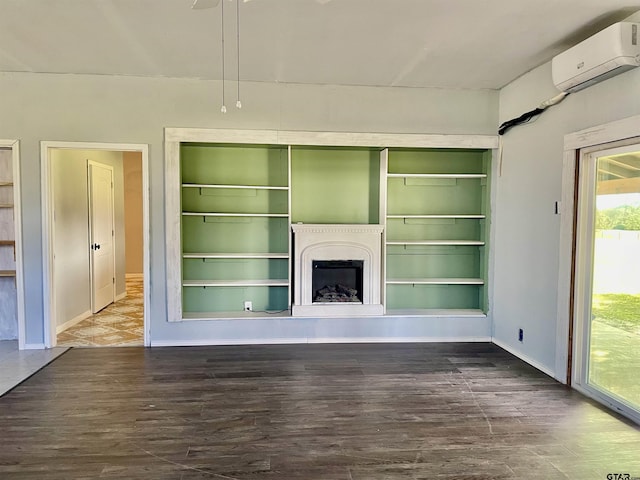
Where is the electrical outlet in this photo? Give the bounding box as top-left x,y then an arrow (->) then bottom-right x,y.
518,328 -> 524,342
244,301 -> 252,312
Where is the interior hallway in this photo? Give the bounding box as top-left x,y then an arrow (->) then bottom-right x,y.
57,276 -> 143,347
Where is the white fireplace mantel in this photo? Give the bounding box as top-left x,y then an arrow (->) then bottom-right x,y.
291,224 -> 384,317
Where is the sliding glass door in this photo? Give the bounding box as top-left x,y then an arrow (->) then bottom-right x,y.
574,142 -> 640,421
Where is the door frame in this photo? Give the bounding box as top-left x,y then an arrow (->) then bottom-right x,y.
87,160 -> 116,313
0,139 -> 25,349
41,141 -> 150,347
557,114 -> 640,423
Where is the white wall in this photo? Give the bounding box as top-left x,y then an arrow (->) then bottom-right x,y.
51,149 -> 126,329
0,71 -> 497,346
494,62 -> 640,376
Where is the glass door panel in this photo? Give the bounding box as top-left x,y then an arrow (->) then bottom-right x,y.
586,148 -> 640,411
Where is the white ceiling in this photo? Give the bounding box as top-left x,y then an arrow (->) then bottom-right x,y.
1,0 -> 639,90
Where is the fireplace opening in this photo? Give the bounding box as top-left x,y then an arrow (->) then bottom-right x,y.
312,260 -> 364,303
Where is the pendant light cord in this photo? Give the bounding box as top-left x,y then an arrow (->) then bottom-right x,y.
220,0 -> 226,113
236,0 -> 241,108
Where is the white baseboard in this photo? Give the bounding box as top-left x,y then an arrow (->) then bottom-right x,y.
56,310 -> 92,334
115,291 -> 126,302
307,336 -> 492,344
491,338 -> 555,378
23,343 -> 46,350
150,336 -> 492,347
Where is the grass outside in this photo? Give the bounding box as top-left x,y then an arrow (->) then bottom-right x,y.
592,293 -> 640,335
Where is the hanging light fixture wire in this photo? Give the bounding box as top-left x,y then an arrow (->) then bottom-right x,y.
220,0 -> 227,113
236,0 -> 242,108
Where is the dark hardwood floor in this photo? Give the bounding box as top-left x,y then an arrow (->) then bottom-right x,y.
0,343 -> 639,479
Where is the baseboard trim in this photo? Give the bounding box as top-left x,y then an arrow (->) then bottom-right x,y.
56,310 -> 92,334
23,343 -> 46,350
115,292 -> 126,302
150,336 -> 492,347
308,336 -> 492,344
491,338 -> 555,378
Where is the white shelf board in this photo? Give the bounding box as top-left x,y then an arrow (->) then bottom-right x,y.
182,310 -> 292,320
183,279 -> 289,287
182,183 -> 288,191
387,173 -> 486,179
182,212 -> 289,218
386,240 -> 485,246
385,308 -> 486,317
386,277 -> 484,285
183,252 -> 289,259
180,308 -> 485,320
387,214 -> 485,219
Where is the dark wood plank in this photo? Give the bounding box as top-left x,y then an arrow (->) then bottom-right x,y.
0,343 -> 639,479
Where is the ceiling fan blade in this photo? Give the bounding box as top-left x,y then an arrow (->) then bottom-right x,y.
191,0 -> 221,9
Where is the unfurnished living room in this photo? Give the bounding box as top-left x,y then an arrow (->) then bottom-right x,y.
1,1 -> 640,478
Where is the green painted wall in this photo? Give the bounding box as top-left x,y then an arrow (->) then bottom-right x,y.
291,147 -> 380,224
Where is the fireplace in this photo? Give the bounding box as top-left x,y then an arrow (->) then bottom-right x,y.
291,224 -> 384,316
313,260 -> 364,303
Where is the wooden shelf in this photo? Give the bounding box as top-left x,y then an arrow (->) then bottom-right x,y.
183,252 -> 289,259
182,212 -> 289,218
183,279 -> 289,287
386,240 -> 485,246
0,182 -> 13,187
387,214 -> 485,219
183,310 -> 292,320
0,240 -> 16,246
182,183 -> 288,191
0,270 -> 17,277
385,308 -> 486,317
387,173 -> 486,179
386,277 -> 484,285
0,204 -> 14,208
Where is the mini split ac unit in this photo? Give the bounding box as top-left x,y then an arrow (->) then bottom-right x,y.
552,22 -> 640,92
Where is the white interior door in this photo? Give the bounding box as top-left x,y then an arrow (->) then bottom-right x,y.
88,161 -> 115,313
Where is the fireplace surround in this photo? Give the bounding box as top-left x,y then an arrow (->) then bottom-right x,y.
291,224 -> 384,316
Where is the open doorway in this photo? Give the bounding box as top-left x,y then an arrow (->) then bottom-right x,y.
41,142 -> 149,347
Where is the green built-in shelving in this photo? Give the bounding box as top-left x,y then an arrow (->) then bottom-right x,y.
168,131 -> 494,321
384,148 -> 491,314
180,143 -> 291,316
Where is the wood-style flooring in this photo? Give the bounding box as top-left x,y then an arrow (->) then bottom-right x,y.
0,343 -> 639,479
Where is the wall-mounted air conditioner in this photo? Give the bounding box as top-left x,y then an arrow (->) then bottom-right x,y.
552,22 -> 640,92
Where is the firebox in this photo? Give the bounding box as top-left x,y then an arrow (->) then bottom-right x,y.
312,260 -> 364,303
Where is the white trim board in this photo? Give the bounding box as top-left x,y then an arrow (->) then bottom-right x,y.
557,113 -> 640,384
41,141 -> 151,348
165,127 -> 499,149
151,336 -> 493,347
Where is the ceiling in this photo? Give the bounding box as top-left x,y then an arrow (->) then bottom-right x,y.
1,0 -> 639,90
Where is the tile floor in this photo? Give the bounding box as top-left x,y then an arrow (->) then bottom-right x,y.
57,276 -> 144,347
0,340 -> 68,396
